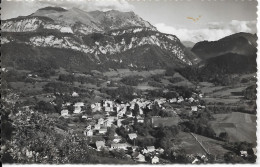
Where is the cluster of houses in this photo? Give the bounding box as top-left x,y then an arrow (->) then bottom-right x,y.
95,139 -> 161,163
57,93 -> 205,164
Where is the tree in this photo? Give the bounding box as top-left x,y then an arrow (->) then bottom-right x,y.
159,137 -> 172,149
132,103 -> 140,117
35,101 -> 56,114
107,127 -> 116,140
219,132 -> 229,141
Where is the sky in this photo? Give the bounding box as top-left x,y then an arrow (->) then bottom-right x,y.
1,0 -> 257,43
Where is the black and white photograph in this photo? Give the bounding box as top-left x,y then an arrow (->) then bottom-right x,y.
1,0 -> 258,164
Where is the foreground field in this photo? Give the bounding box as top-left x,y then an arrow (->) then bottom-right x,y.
210,112 -> 256,145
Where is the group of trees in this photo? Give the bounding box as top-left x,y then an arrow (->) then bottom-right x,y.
223,142 -> 256,163
121,75 -> 144,86
179,110 -> 216,139
2,106 -> 116,164
100,86 -> 137,100
58,74 -> 98,85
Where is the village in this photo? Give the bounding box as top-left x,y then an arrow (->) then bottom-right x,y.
54,90 -> 207,164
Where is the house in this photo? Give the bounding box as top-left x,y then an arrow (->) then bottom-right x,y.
252,148 -> 257,155
128,133 -> 137,140
103,120 -> 113,127
142,148 -> 148,154
72,91 -> 79,97
192,158 -> 200,164
240,150 -> 248,157
191,106 -> 198,112
73,102 -> 84,114
177,96 -> 184,103
98,118 -> 104,125
111,143 -> 129,150
147,146 -> 155,153
94,124 -> 101,130
188,97 -> 195,103
86,130 -> 93,136
91,103 -> 102,112
117,110 -> 124,117
151,156 -> 159,164
113,136 -> 122,143
135,153 -> 146,162
104,100 -> 113,108
169,98 -> 177,103
105,107 -> 113,112
82,115 -> 88,119
86,125 -> 92,130
61,109 -> 69,117
98,128 -> 107,134
137,115 -> 144,123
96,141 -> 105,151
156,148 -> 164,154
117,119 -> 124,127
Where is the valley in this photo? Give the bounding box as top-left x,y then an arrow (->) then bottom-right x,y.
1,6 -> 257,164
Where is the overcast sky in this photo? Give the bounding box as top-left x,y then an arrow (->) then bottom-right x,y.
1,0 -> 257,42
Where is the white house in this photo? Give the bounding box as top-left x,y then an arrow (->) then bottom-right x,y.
151,156 -> 159,164
94,124 -> 101,130
188,97 -> 195,103
99,129 -> 107,134
61,109 -> 69,117
147,146 -> 155,152
98,118 -> 104,125
169,98 -> 177,103
191,106 -> 198,112
96,141 -> 105,151
104,100 -> 113,108
128,133 -> 137,140
117,119 -> 124,127
105,106 -> 113,112
136,153 -> 146,162
72,91 -> 79,97
91,103 -> 102,112
177,96 -> 184,103
73,102 -> 84,114
113,136 -> 122,143
103,120 -> 112,127
86,130 -> 93,136
240,150 -> 248,157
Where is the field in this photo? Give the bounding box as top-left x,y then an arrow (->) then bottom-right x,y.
210,112 -> 256,145
174,132 -> 229,156
152,116 -> 181,127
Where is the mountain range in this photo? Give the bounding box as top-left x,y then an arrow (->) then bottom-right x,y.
2,6 -> 200,71
1,6 -> 257,74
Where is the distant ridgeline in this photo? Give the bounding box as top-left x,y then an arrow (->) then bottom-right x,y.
177,32 -> 257,85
